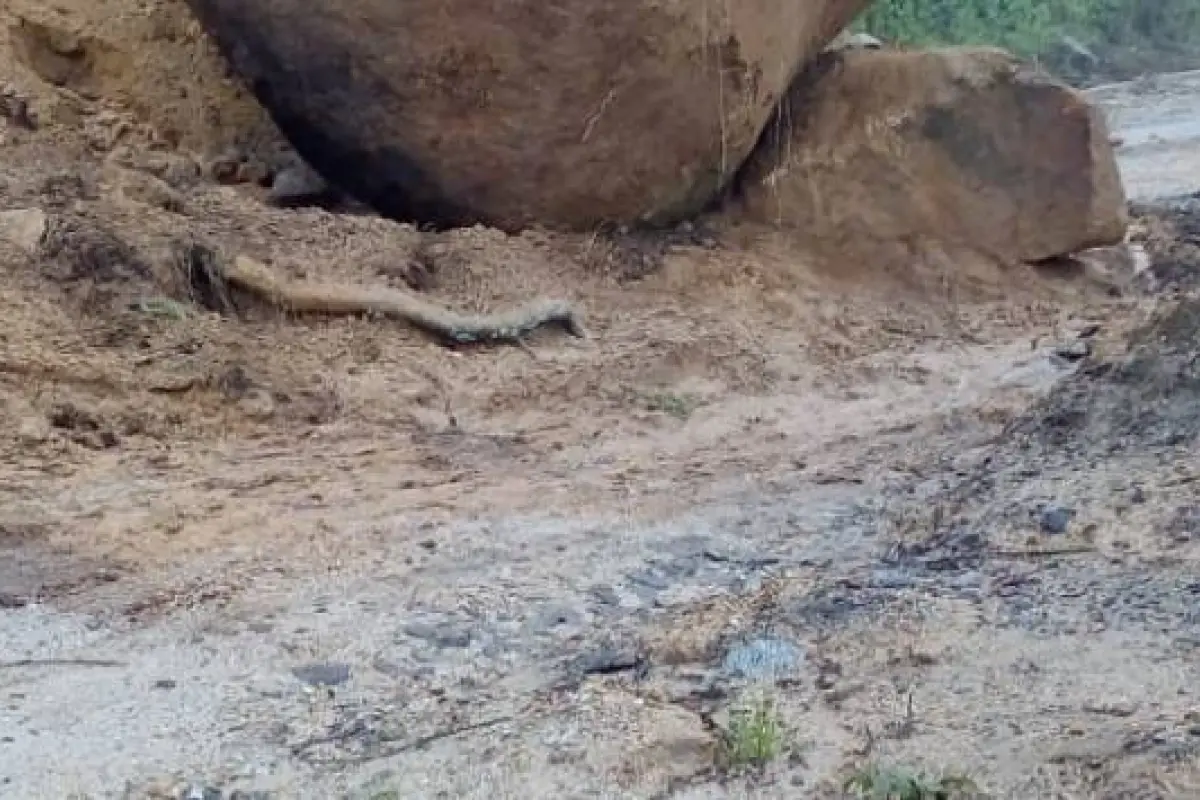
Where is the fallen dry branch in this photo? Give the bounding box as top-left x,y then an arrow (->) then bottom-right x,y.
220,254 -> 588,345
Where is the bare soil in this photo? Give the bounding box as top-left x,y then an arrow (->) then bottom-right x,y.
1,5 -> 1199,799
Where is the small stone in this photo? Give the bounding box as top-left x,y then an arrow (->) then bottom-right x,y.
1039,506 -> 1074,535
117,170 -> 186,213
1052,340 -> 1091,362
178,786 -> 222,800
153,678 -> 178,690
529,605 -> 583,634
828,31 -> 884,51
268,163 -> 335,208
869,569 -> 917,589
16,415 -> 51,445
945,571 -> 983,590
588,584 -> 621,607
575,646 -> 643,676
0,208 -> 47,253
402,621 -> 471,649
237,389 -> 276,420
291,662 -> 351,687
1082,700 -> 1137,717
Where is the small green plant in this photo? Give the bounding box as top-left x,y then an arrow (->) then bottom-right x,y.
717,693 -> 787,771
844,763 -> 980,800
130,296 -> 192,320
642,390 -> 700,420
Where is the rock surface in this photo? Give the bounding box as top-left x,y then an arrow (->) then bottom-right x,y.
731,47 -> 1129,263
182,0 -> 869,231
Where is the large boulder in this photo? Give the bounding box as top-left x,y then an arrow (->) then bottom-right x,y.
728,47 -> 1128,263
182,0 -> 870,232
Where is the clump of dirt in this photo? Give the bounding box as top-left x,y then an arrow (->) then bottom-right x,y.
0,0 -> 288,173
881,202 -> 1200,566
1130,195 -> 1200,291
1010,294 -> 1200,456
40,212 -> 154,283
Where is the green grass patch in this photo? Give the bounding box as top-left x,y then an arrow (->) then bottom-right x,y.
844,762 -> 981,799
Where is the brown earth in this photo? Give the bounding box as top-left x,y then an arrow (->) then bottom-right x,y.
0,2 -> 1199,799
1,0 -> 282,162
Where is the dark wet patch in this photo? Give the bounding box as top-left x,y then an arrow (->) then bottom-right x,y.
995,569 -> 1200,639
783,581 -> 919,633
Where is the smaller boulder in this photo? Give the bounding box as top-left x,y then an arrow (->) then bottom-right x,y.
729,47 -> 1128,264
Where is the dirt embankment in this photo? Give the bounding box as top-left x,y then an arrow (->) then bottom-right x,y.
0,0 -> 1198,798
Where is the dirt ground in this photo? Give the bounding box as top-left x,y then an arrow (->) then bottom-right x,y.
1,5 -> 1200,799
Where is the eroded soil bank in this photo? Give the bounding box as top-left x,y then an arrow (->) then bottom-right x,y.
0,44 -> 1199,800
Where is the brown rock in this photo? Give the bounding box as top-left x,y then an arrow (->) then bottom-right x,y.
729,47 -> 1128,263
182,0 -> 869,231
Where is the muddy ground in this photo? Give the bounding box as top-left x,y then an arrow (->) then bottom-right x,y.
1,24 -> 1199,800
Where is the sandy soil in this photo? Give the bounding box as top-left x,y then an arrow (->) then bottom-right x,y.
1,9 -> 1199,799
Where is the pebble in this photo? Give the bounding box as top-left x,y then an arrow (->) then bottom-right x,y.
267,163 -> 333,208
1039,506 -> 1074,535
402,620 -> 472,649
1053,340 -> 1091,362
291,662 -> 351,687
0,207 -> 47,253
16,416 -> 51,445
627,568 -> 672,591
575,645 -> 642,676
237,389 -> 276,421
528,605 -> 583,635
178,786 -> 222,800
869,568 -> 918,589
588,584 -> 621,607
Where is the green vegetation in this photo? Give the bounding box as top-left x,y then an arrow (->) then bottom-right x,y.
642,390 -> 702,420
716,693 -> 788,771
844,762 -> 981,799
855,1 -> 1200,79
